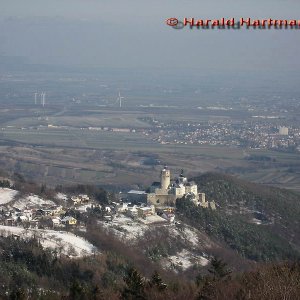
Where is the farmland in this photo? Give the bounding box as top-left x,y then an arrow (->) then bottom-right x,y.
0,70 -> 299,191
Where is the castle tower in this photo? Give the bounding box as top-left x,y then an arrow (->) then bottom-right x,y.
161,166 -> 170,190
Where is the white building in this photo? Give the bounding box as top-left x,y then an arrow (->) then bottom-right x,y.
279,126 -> 289,136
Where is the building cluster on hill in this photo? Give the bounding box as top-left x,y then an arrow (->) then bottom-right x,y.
0,191 -> 97,229
124,167 -> 216,210
116,167 -> 216,225
0,167 -> 216,232
147,167 -> 216,210
105,202 -> 175,224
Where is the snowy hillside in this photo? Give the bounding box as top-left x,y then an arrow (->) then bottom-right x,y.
0,188 -> 18,205
99,215 -> 215,271
0,225 -> 97,258
0,188 -> 57,210
163,249 -> 209,271
13,194 -> 56,210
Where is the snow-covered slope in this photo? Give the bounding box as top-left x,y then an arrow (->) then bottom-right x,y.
100,215 -> 149,241
99,214 -> 216,272
55,193 -> 68,201
163,249 -> 209,271
0,225 -> 97,258
0,188 -> 18,205
13,194 -> 56,210
0,188 -> 57,210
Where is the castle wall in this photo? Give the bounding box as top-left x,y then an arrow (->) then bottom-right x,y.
171,186 -> 185,198
185,185 -> 198,195
147,193 -> 176,206
199,193 -> 206,203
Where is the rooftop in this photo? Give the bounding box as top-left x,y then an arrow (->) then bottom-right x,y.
128,190 -> 147,195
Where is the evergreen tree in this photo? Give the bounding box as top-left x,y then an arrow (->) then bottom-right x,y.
208,257 -> 232,280
197,258 -> 232,300
69,280 -> 85,300
121,267 -> 146,300
149,270 -> 167,291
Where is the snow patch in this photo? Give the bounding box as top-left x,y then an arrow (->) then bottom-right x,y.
168,249 -> 194,270
164,249 -> 209,271
99,214 -> 212,272
55,193 -> 68,201
13,194 -> 56,210
100,215 -> 149,241
183,227 -> 199,247
0,225 -> 97,257
76,204 -> 93,212
251,218 -> 262,225
138,215 -> 167,225
169,225 -> 200,248
0,188 -> 18,205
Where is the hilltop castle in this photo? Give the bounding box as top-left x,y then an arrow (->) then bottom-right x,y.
147,166 -> 215,209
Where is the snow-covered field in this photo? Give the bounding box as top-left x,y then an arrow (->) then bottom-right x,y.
100,214 -> 168,242
0,189 -> 57,210
13,194 -> 56,210
0,188 -> 18,205
0,225 -> 97,258
164,249 -> 209,271
76,204 -> 93,212
138,215 -> 168,225
55,193 -> 68,201
100,215 -> 149,241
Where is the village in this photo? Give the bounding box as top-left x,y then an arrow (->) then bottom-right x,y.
0,168 -> 218,271
0,189 -> 179,231
0,167 -> 216,242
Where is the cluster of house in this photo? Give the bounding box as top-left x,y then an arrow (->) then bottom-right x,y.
0,193 -> 95,229
0,204 -> 75,228
104,202 -> 176,223
0,168 -> 216,230
70,194 -> 90,205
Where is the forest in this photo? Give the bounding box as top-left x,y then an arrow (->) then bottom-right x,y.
0,234 -> 299,300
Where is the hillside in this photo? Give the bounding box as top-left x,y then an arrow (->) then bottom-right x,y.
177,173 -> 300,261
0,233 -> 299,299
0,172 -> 300,298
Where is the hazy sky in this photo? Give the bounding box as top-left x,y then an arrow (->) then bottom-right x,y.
1,0 -> 300,72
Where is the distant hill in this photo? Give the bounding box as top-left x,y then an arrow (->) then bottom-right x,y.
177,173 -> 300,261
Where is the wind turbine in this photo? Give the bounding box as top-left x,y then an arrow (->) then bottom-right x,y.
34,92 -> 38,105
43,92 -> 46,107
41,92 -> 46,107
117,91 -> 125,108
